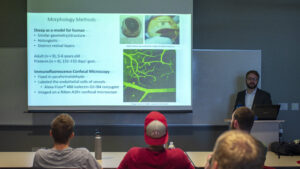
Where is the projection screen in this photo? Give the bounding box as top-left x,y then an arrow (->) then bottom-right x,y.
27,0 -> 192,111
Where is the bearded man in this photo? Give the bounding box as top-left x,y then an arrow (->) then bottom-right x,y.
234,70 -> 272,110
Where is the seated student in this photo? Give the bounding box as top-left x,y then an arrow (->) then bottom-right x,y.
230,107 -> 255,133
33,113 -> 101,169
204,130 -> 266,169
117,111 -> 194,169
230,107 -> 268,168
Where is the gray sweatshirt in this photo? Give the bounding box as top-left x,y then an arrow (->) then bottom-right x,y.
33,147 -> 101,169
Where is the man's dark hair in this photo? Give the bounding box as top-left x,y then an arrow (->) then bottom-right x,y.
233,107 -> 255,132
246,70 -> 260,80
51,114 -> 74,144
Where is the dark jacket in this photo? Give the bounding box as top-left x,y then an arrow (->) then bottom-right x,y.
234,88 -> 272,110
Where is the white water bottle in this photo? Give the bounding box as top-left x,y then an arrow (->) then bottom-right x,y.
168,141 -> 175,149
95,131 -> 102,160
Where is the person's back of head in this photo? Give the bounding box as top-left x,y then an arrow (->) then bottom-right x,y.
231,107 -> 255,133
34,113 -> 101,169
117,111 -> 195,169
51,113 -> 75,144
209,130 -> 265,169
144,111 -> 168,147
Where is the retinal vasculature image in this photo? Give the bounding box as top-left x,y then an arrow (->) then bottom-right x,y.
123,49 -> 176,102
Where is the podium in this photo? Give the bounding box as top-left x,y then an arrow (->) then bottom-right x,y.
251,120 -> 284,146
224,119 -> 284,146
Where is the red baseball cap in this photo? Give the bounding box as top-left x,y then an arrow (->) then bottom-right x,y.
144,111 -> 168,145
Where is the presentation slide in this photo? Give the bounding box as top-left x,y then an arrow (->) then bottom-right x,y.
27,13 -> 191,111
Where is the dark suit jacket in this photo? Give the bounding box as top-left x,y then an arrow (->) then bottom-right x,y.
234,88 -> 272,110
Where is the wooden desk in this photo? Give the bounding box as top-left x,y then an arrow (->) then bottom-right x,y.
186,151 -> 300,168
264,151 -> 300,167
186,151 -> 211,168
0,152 -> 126,168
0,152 -> 35,168
94,152 -> 126,169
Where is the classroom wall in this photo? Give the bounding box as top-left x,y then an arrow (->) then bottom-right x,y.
193,0 -> 300,141
0,0 -> 299,151
0,125 -> 227,152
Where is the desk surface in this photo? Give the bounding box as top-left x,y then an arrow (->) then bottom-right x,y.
186,151 -> 300,168
95,152 -> 126,169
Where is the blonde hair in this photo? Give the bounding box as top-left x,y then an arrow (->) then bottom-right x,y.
212,130 -> 266,169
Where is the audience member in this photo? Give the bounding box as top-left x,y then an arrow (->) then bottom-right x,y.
230,107 -> 255,133
33,113 -> 101,169
205,130 -> 266,169
117,111 -> 194,169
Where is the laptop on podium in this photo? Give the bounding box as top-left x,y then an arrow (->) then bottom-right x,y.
252,104 -> 280,120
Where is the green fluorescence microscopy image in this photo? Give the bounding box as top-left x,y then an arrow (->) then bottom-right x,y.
123,49 -> 176,102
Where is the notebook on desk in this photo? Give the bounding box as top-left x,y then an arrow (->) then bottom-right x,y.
252,104 -> 280,120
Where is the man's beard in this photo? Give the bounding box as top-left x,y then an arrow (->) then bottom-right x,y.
246,82 -> 257,89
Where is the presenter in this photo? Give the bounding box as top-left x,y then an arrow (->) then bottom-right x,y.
234,70 -> 272,110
